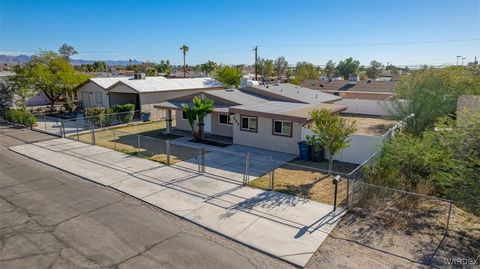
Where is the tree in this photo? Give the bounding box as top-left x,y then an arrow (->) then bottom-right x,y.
200,60 -> 217,76
257,58 -> 274,81
392,66 -> 480,135
181,97 -> 214,142
214,66 -> 242,89
290,62 -> 320,85
92,61 -> 107,72
0,80 -> 15,110
336,57 -> 360,79
156,60 -> 172,76
180,45 -> 189,77
324,60 -> 336,78
274,56 -> 288,80
145,67 -> 157,76
58,44 -> 78,60
366,60 -> 384,80
308,109 -> 357,174
14,51 -> 89,111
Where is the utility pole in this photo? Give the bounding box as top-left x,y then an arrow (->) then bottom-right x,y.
253,46 -> 258,81
456,55 -> 462,65
461,57 -> 466,65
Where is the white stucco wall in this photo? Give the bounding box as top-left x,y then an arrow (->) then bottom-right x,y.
335,99 -> 396,116
232,114 -> 302,155
77,82 -> 110,108
302,127 -> 394,164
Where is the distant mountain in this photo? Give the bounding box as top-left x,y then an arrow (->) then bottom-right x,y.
0,54 -> 143,66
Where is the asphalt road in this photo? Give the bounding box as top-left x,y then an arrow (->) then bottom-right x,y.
0,123 -> 293,269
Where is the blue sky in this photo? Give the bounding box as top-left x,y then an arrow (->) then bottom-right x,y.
1,0 -> 479,66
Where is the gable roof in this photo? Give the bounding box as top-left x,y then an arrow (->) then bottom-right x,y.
90,77 -> 130,89
229,101 -> 347,123
243,83 -> 342,104
108,77 -> 223,93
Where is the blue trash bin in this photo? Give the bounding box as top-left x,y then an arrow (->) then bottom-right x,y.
298,141 -> 310,160
141,112 -> 151,122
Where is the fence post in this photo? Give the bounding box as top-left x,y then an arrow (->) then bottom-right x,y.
201,146 -> 206,173
44,114 -> 47,132
270,168 -> 275,190
197,147 -> 201,172
60,120 -> 65,138
137,135 -> 141,156
166,140 -> 171,165
346,177 -> 350,209
113,130 -> 117,150
75,120 -> 79,141
445,201 -> 453,235
91,125 -> 96,145
244,152 -> 250,184
332,175 -> 341,212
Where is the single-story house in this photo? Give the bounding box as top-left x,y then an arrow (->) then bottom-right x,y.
76,74 -> 224,117
154,84 -> 347,155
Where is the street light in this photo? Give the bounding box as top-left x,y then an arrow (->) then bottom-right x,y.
456,55 -> 462,65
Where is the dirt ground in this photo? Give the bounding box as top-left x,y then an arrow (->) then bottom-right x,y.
306,196 -> 480,269
341,115 -> 397,136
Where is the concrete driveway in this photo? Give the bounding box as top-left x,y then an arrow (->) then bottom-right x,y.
0,123 -> 292,269
10,137 -> 343,267
171,137 -> 297,183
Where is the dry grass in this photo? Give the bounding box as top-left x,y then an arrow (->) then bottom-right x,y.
341,115 -> 396,136
249,163 -> 349,205
73,121 -> 195,165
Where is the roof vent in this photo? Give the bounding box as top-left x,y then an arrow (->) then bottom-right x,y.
133,73 -> 146,80
315,93 -> 318,98
367,79 -> 372,83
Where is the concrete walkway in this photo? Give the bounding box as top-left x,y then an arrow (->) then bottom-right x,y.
10,138 -> 344,267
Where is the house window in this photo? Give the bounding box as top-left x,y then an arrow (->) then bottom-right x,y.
218,113 -> 234,125
95,92 -> 102,104
72,91 -> 79,101
273,120 -> 292,136
240,116 -> 257,132
182,110 -> 187,120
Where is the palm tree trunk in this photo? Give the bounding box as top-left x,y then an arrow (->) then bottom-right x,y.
183,53 -> 186,78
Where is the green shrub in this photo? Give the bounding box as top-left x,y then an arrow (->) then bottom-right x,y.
3,108 -> 36,126
84,104 -> 135,127
111,104 -> 135,124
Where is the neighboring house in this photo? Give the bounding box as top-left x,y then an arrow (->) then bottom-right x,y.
76,74 -> 224,117
303,79 -> 396,100
155,84 -> 347,155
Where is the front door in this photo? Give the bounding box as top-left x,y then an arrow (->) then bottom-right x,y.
204,113 -> 212,134
81,92 -> 91,107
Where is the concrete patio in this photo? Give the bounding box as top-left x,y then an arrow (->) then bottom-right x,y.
10,138 -> 344,267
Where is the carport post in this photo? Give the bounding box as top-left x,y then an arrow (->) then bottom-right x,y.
166,109 -> 172,134
197,147 -> 201,172
166,140 -> 171,165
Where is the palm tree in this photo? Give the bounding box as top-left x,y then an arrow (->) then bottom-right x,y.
201,60 -> 217,76
181,97 -> 214,142
180,45 -> 189,77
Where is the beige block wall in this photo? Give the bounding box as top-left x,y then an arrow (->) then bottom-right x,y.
78,82 -> 109,108
232,114 -> 302,155
175,109 -> 191,131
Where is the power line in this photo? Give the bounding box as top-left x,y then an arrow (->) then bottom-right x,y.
260,38 -> 480,48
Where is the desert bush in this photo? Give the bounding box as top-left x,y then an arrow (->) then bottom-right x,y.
3,108 -> 36,126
